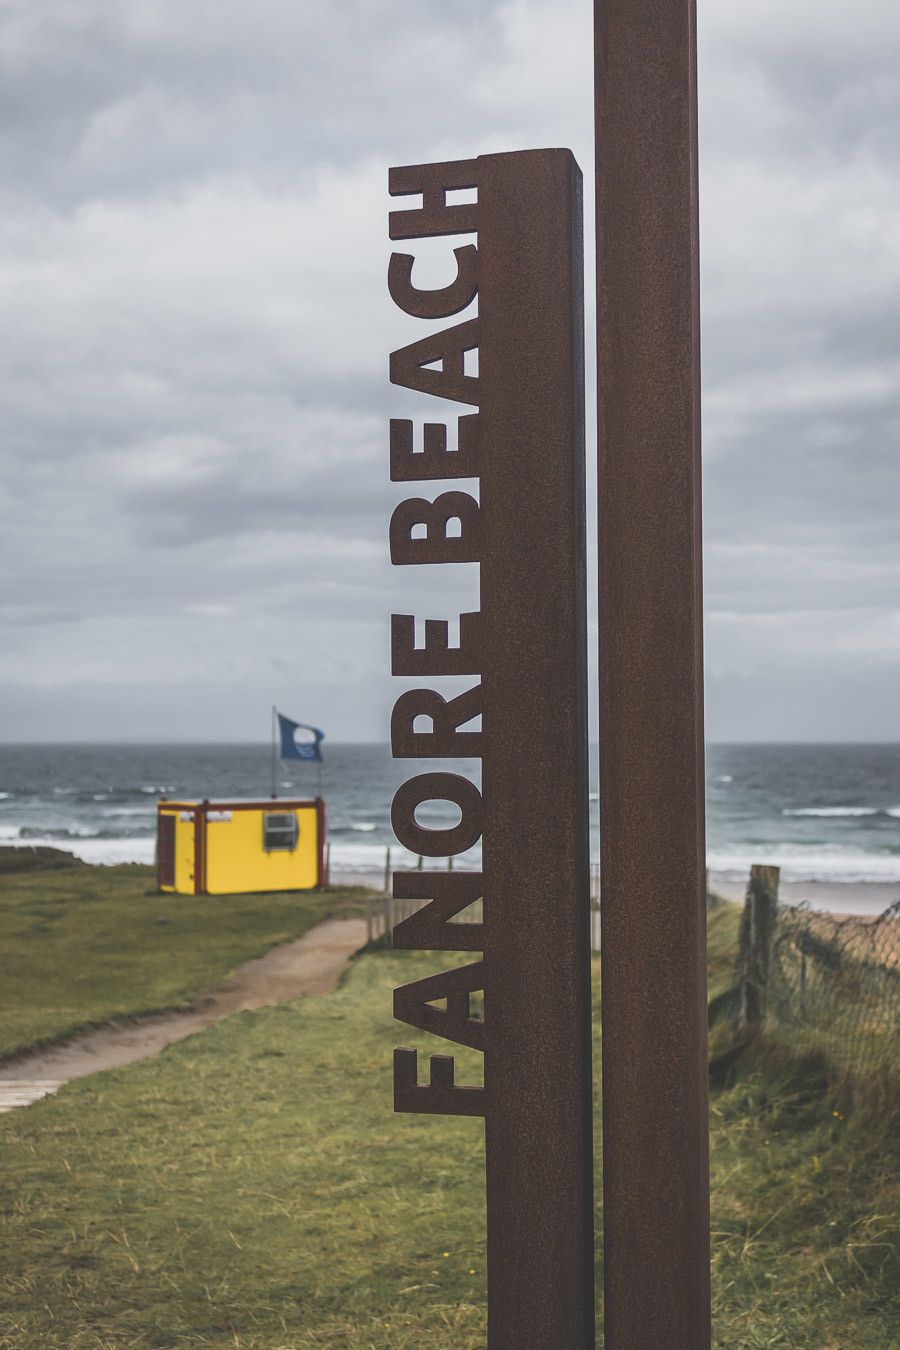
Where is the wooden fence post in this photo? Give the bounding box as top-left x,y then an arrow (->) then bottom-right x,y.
738,864 -> 780,1032
383,846 -> 392,895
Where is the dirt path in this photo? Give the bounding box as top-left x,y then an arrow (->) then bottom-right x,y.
0,916 -> 367,1112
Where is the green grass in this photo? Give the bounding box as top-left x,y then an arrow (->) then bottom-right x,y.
0,862 -> 369,1060
1,907 -> 897,1347
709,1045 -> 898,1348
707,897 -> 744,1002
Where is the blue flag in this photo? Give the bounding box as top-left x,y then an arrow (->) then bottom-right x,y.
277,713 -> 325,763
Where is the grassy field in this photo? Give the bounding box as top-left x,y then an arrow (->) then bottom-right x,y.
0,854 -> 367,1060
0,871 -> 897,1346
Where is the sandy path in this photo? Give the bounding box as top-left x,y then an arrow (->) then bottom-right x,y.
0,916 -> 367,1112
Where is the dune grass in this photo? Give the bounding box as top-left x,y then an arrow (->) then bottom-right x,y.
0,860 -> 368,1060
709,1044 -> 898,1348
1,905 -> 897,1347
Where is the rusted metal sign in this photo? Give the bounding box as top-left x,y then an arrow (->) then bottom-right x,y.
595,0 -> 711,1347
389,150 -> 594,1347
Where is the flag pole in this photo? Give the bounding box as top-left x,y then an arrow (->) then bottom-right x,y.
271,705 -> 278,799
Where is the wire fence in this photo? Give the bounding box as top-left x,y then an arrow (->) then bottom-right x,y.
365,855 -> 899,1078
720,864 -> 900,1077
763,899 -> 900,1075
366,862 -> 603,950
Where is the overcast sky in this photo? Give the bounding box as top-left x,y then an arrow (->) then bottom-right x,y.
0,0 -> 898,744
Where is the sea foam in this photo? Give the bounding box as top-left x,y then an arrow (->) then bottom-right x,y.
707,844 -> 900,884
783,806 -> 880,818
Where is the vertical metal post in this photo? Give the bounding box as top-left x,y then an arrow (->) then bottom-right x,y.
270,705 -> 278,799
594,3 -> 711,1347
480,149 -> 594,1349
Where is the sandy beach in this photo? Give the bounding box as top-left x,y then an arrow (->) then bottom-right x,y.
708,876 -> 899,917
333,869 -> 899,919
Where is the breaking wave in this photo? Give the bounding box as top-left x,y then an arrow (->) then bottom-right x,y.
707,844 -> 900,884
783,806 -> 884,818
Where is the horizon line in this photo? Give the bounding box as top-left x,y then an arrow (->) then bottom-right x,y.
3,738 -> 900,749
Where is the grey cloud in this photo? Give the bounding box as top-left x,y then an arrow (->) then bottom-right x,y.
0,1 -> 508,204
0,0 -> 898,742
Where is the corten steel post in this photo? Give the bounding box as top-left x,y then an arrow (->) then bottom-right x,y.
594,3 -> 711,1349
480,149 -> 594,1349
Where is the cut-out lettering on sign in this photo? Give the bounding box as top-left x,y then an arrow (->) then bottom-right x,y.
389,157 -> 486,1118
388,150 -> 595,1347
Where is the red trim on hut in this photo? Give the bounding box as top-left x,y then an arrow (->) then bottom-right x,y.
315,796 -> 327,887
193,802 -> 207,895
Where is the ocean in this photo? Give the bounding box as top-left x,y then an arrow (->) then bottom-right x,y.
2,743 -> 900,888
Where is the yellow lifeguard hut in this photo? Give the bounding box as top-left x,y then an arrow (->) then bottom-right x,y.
156,797 -> 325,895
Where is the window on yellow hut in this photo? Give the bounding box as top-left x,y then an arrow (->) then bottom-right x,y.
262,811 -> 298,852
